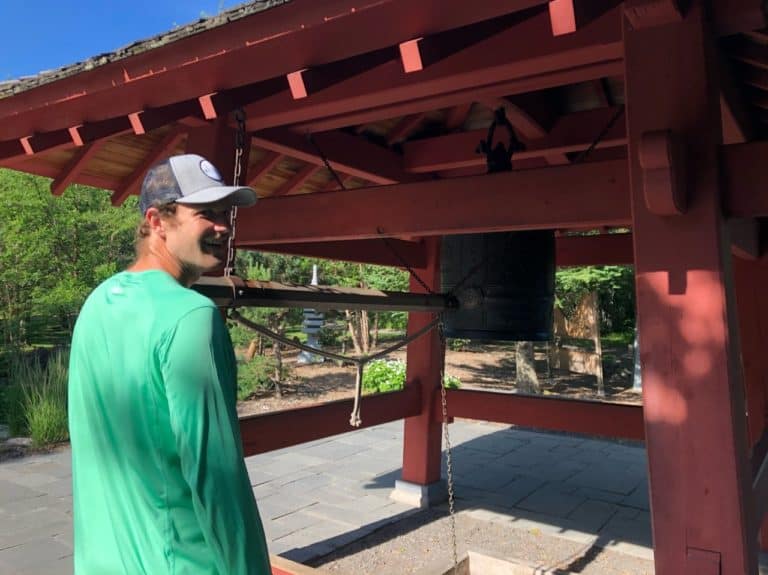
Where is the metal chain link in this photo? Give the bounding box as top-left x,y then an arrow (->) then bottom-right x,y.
225,109 -> 247,277
438,314 -> 459,573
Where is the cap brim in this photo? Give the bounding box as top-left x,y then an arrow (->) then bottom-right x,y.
174,185 -> 257,208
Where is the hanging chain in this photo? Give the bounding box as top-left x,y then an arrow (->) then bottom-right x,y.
436,314 -> 458,572
225,109 -> 247,277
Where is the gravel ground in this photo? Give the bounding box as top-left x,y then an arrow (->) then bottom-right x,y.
308,507 -> 654,575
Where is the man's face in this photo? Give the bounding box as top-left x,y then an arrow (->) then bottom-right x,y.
163,201 -> 232,274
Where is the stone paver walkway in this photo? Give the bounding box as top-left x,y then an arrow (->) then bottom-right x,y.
0,420 -> 653,574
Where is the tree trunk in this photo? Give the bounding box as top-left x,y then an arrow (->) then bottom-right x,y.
244,339 -> 258,361
373,314 -> 380,349
515,341 -> 540,394
273,342 -> 283,398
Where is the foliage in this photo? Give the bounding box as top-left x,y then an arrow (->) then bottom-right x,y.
10,348 -> 69,446
237,355 -> 291,401
555,265 -> 635,333
0,383 -> 26,436
362,359 -> 461,394
0,169 -> 138,346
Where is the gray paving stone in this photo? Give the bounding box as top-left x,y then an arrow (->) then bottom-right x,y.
565,464 -> 643,495
265,508 -> 324,540
621,480 -> 650,510
0,537 -> 72,570
516,483 -> 586,518
567,499 -> 618,532
0,480 -> 44,505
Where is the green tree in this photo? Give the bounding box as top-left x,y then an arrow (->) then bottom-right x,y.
0,169 -> 137,346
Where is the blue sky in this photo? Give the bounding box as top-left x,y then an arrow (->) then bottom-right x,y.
0,1 -> 246,81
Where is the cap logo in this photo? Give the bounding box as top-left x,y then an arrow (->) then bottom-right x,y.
199,159 -> 223,182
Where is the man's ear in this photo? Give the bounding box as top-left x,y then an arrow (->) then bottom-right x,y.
144,207 -> 167,239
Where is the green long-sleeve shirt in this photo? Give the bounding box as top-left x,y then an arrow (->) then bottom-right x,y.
68,270 -> 270,574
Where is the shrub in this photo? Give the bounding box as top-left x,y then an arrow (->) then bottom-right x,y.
0,383 -> 26,436
237,355 -> 287,401
362,359 -> 461,394
13,348 -> 69,446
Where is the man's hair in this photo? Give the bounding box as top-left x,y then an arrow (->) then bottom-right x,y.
134,201 -> 178,255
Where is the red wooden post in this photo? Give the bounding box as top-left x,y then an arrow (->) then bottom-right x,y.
400,237 -> 444,491
733,255 -> 768,550
624,4 -> 756,574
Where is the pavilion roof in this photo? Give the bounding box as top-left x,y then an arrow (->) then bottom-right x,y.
0,0 -> 765,219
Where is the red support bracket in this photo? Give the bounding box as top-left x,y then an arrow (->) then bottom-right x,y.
639,129 -> 686,215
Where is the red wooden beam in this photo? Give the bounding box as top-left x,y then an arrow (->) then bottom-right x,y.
50,140 -> 108,196
556,233 -> 634,267
251,129 -> 423,185
248,7 -> 624,133
247,151 -> 283,188
111,128 -> 187,206
386,113 -> 427,145
271,164 -> 320,197
239,386 -> 421,456
0,0 -> 552,141
241,238 -> 428,268
440,389 -> 645,440
549,0 -> 577,35
403,107 -> 626,173
234,159 -> 631,244
443,103 -> 472,131
723,141 -> 768,218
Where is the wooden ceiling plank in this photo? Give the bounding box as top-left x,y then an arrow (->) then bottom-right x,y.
251,129 -> 424,184
247,151 -> 283,187
272,164 -> 320,197
386,113 -> 427,145
111,128 -> 187,206
404,106 -> 625,173
443,103 -> 472,131
50,139 -> 108,196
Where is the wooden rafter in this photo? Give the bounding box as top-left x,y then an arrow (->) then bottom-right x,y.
403,107 -> 626,173
247,7 -> 624,133
242,239 -> 428,268
246,151 -> 283,187
111,128 -> 188,206
250,129 -> 423,185
386,113 -> 427,145
50,140 -> 108,196
271,164 -> 320,197
443,103 -> 472,131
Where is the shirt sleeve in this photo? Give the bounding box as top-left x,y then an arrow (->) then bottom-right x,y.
161,306 -> 271,575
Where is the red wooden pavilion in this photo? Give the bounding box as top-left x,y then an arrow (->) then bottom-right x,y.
2,1 -> 768,572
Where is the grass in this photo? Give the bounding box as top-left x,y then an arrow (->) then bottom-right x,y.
6,348 -> 69,446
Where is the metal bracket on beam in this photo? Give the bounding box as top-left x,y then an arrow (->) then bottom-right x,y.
639,129 -> 687,216
193,276 -> 457,312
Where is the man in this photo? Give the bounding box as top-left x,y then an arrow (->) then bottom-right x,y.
68,154 -> 271,574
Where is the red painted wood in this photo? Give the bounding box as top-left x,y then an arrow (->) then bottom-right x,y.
241,239 -> 428,269
399,39 -> 423,73
233,160 -> 631,244
624,5 -> 756,573
0,0 -> 550,141
638,130 -> 686,215
556,234 -> 633,267
198,94 -> 217,120
248,8 -> 623,133
549,0 -> 577,36
624,0 -> 683,28
247,152 -> 283,188
723,141 -> 768,218
272,165 -> 319,197
50,140 -> 107,196
250,129 -> 422,185
128,112 -> 145,135
239,386 -> 421,456
402,237 -> 443,485
111,128 -> 187,206
403,107 -> 626,173
441,390 -> 645,440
